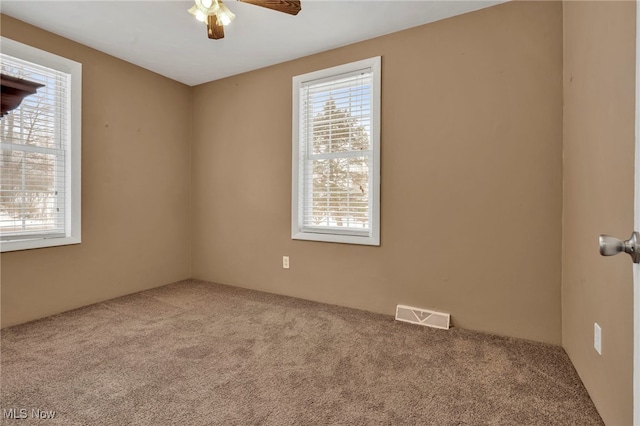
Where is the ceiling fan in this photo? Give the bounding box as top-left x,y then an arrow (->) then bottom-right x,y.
188,0 -> 301,40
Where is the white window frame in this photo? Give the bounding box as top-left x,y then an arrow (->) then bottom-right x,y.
292,56 -> 381,246
0,38 -> 81,252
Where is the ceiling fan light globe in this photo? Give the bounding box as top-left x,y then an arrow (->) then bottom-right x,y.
195,0 -> 219,14
217,2 -> 235,26
188,5 -> 202,19
218,14 -> 231,26
195,10 -> 207,22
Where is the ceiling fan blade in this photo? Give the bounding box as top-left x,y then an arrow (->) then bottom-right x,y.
207,15 -> 225,39
239,0 -> 301,16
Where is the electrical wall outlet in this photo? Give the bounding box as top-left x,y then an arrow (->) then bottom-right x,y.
282,256 -> 290,269
594,322 -> 602,355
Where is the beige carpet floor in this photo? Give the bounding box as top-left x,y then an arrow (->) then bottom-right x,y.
1,279 -> 602,425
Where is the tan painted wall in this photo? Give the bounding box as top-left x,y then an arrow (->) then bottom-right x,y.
562,2 -> 635,424
191,1 -> 564,343
0,16 -> 192,327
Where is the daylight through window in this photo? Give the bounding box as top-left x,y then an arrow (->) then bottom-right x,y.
292,57 -> 381,246
0,38 -> 81,252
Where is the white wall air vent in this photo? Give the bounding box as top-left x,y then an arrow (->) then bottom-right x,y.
395,305 -> 450,330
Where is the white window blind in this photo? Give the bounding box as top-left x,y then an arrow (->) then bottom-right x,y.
0,38 -> 81,252
292,57 -> 381,246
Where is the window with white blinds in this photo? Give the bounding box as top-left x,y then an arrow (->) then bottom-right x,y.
292,57 -> 381,246
0,38 -> 81,252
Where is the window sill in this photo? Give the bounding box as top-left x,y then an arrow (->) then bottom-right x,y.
1,236 -> 81,253
292,230 -> 379,246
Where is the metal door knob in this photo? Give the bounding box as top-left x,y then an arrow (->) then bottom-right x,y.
599,231 -> 640,263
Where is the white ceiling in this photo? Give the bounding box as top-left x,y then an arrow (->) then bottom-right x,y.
1,1 -> 505,86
